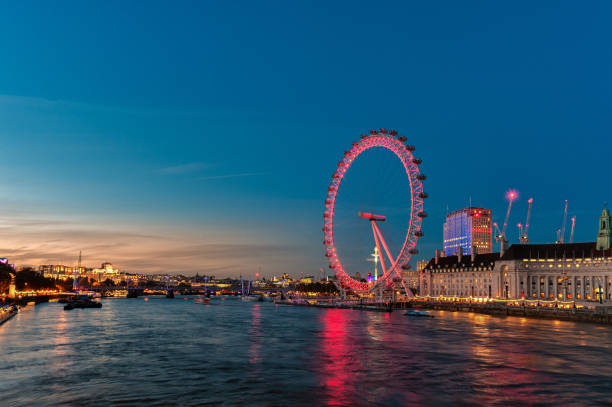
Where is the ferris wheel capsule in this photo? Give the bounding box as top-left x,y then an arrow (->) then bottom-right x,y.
412,158 -> 422,165
418,192 -> 428,199
389,130 -> 398,137
406,145 -> 416,151
360,134 -> 368,139
414,230 -> 424,237
417,174 -> 427,181
417,211 -> 428,218
401,264 -> 412,270
379,128 -> 388,135
369,130 -> 378,136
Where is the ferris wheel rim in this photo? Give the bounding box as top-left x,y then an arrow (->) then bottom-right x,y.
323,131 -> 425,293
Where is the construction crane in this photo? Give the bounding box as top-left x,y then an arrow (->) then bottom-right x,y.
495,190 -> 517,253
569,216 -> 576,243
556,200 -> 569,243
519,198 -> 533,244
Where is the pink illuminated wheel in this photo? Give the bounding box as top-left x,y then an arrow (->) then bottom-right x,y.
323,129 -> 426,293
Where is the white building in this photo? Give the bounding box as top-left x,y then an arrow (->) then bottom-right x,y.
420,207 -> 612,302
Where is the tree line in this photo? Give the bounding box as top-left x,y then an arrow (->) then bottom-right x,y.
293,281 -> 338,294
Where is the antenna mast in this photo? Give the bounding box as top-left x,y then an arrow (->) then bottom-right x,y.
558,200 -> 568,243
73,250 -> 82,292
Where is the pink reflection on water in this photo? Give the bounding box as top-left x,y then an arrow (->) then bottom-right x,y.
248,303 -> 262,366
465,313 -> 560,405
320,309 -> 354,406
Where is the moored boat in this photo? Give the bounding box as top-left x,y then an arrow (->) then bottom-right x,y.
63,295 -> 103,310
241,294 -> 263,302
404,310 -> 434,318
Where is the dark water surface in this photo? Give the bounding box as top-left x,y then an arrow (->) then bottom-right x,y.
1,297 -> 611,406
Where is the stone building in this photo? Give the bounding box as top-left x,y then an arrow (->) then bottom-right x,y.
420,206 -> 612,302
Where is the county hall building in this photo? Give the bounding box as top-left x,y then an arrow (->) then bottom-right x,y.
420,206 -> 612,302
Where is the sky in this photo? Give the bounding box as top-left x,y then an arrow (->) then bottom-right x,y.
0,1 -> 610,278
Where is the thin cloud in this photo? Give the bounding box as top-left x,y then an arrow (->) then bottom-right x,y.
195,172 -> 267,181
157,162 -> 209,175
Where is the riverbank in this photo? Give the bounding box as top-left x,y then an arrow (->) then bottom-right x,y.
277,298 -> 612,323
407,299 -> 612,323
0,306 -> 18,325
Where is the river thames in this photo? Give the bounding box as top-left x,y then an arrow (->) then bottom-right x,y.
1,297 -> 611,406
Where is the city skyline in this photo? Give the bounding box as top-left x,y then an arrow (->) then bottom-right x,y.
1,1 -> 610,276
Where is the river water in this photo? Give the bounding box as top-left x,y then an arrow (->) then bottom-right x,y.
1,297 -> 611,406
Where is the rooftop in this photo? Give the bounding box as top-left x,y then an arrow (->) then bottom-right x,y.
424,242 -> 612,270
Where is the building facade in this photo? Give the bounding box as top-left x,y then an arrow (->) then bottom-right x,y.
421,242 -> 612,301
443,207 -> 492,255
421,207 -> 612,302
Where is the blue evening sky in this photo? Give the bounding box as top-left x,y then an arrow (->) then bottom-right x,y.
0,1 -> 609,276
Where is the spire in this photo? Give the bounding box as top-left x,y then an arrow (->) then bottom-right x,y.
596,204 -> 611,251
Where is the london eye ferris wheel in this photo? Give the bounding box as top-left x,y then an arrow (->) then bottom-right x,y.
323,129 -> 427,294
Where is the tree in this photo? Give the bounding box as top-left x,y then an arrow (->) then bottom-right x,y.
103,278 -> 114,287
294,281 -> 338,295
0,263 -> 13,294
15,267 -> 56,290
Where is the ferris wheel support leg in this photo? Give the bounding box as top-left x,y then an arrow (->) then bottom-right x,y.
371,221 -> 388,276
372,221 -> 396,268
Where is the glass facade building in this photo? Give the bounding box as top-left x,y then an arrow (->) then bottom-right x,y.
443,207 -> 492,255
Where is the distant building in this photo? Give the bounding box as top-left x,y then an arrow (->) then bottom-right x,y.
92,262 -> 121,283
443,207 -> 492,255
299,276 -> 314,284
41,264 -> 83,280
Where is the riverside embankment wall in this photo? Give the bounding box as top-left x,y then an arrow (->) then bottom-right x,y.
406,300 -> 612,324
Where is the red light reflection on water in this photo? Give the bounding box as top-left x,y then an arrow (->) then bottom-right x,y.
320,309 -> 354,406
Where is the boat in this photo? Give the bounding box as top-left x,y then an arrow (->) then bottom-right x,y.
240,280 -> 263,302
241,295 -> 263,302
404,310 -> 434,318
194,296 -> 210,304
63,296 -> 102,310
